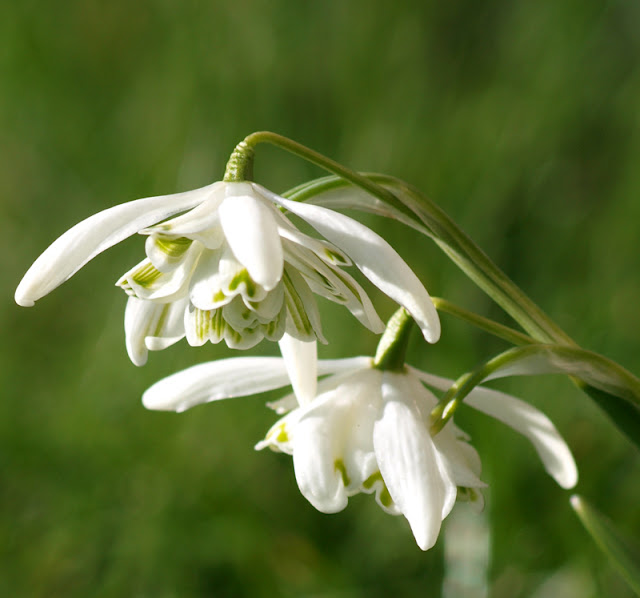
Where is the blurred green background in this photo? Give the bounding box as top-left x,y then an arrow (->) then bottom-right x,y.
2,0 -> 639,596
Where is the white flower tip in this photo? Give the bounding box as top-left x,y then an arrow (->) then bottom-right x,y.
555,461 -> 579,490
413,300 -> 441,344
142,388 -> 173,411
132,355 -> 147,367
420,316 -> 441,344
15,291 -> 35,307
15,272 -> 42,306
415,529 -> 440,551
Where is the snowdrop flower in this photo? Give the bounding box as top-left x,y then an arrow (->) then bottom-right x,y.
142,353 -> 578,551
15,181 -> 440,365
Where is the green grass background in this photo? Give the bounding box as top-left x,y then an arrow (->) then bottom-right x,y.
2,1 -> 639,596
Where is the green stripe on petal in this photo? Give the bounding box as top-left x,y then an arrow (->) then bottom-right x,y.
283,268 -> 325,342
145,235 -> 193,273
130,261 -> 163,289
334,459 -> 351,487
263,303 -> 287,342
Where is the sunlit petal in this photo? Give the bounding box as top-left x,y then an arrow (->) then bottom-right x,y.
278,334 -> 317,406
16,183 -> 219,307
142,357 -> 293,412
465,388 -> 578,489
292,393 -> 349,513
264,191 -> 440,343
374,372 -> 446,550
219,187 -> 283,290
409,367 -> 578,489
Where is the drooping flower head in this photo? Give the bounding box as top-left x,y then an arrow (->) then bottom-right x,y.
142,349 -> 578,551
15,180 -> 440,365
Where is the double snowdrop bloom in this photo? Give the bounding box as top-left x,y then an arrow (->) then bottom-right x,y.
142,352 -> 578,551
15,181 -> 440,365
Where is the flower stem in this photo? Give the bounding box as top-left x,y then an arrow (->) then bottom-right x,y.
237,131 -> 405,208
431,297 -> 536,346
373,308 -> 414,372
223,140 -> 255,182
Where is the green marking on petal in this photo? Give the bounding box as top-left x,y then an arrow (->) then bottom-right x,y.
379,486 -> 393,508
324,247 -> 349,265
195,308 -> 211,341
363,470 -> 394,508
283,271 -> 314,337
334,459 -> 351,487
363,470 -> 383,490
151,304 -> 170,337
213,290 -> 226,303
332,268 -> 361,300
131,262 -> 163,288
211,309 -> 225,341
457,487 -> 482,504
275,424 -> 289,443
229,269 -> 258,298
154,235 -> 192,257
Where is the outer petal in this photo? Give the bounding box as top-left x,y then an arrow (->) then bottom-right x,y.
465,388 -> 578,489
412,369 -> 578,489
142,357 -> 293,412
292,392 -> 350,513
374,372 -> 447,550
15,182 -> 220,307
283,240 -> 384,333
219,186 -> 283,291
278,335 -> 317,406
263,189 -> 440,343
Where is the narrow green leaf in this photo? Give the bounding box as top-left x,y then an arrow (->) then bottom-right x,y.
571,495 -> 640,595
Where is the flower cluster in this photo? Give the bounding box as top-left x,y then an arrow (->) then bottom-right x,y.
16,181 -> 439,366
142,352 -> 577,550
15,147 -> 579,552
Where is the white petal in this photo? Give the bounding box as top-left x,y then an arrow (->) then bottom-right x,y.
317,356 -> 373,376
119,243 -> 201,302
145,235 -> 194,273
433,450 -> 459,520
374,373 -> 446,550
283,266 -> 325,343
16,182 -> 220,307
124,296 -> 186,365
278,335 -> 317,406
184,305 -> 217,346
144,297 -> 188,351
266,357 -> 373,414
433,432 -> 486,490
407,368 -> 457,393
465,387 -> 578,489
255,408 -> 301,453
219,187 -> 283,290
124,297 -> 155,366
142,357 -> 293,412
264,190 -> 440,343
292,393 -> 349,513
409,367 -> 578,489
277,219 -> 351,266
283,240 -> 384,333
142,194 -> 224,238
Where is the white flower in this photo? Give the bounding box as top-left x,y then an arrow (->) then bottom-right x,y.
142,351 -> 578,551
15,181 -> 440,365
